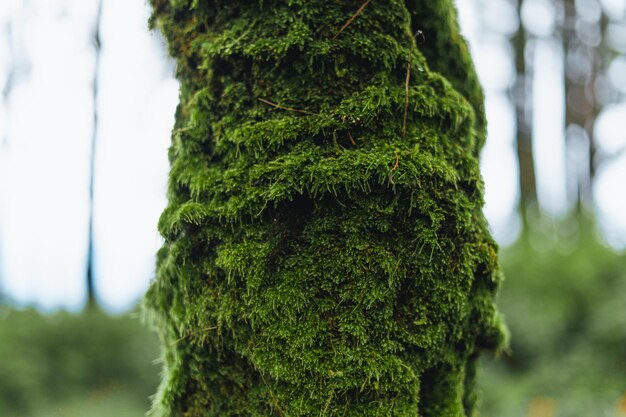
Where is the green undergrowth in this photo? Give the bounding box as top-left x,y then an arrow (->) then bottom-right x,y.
0,307 -> 159,417
479,222 -> 626,417
146,1 -> 506,416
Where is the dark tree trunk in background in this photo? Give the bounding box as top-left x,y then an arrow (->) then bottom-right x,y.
513,0 -> 538,220
562,0 -> 607,212
589,12 -> 609,183
146,1 -> 506,415
86,0 -> 103,309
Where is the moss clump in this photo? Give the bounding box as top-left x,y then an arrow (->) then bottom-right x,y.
145,1 -> 506,416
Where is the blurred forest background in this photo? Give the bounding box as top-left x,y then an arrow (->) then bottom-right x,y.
0,0 -> 625,416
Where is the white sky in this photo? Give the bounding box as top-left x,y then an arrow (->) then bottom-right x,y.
0,0 -> 177,311
0,0 -> 625,311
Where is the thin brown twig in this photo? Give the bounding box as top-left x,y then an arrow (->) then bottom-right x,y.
347,131 -> 356,146
389,150 -> 399,185
258,98 -> 317,116
271,395 -> 285,417
332,0 -> 374,40
403,60 -> 411,139
260,373 -> 285,417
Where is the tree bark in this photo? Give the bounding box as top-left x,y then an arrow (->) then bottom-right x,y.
562,0 -> 607,212
512,0 -> 538,220
146,1 -> 506,415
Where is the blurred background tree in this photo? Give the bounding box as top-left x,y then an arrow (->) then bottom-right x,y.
469,0 -> 626,415
0,0 -> 625,416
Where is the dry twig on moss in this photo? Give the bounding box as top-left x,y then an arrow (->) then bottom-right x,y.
332,0 -> 374,40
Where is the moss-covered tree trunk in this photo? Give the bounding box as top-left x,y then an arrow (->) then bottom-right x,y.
146,1 -> 506,416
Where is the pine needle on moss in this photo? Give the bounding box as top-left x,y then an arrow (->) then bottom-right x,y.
332,0 -> 374,40
258,98 -> 318,116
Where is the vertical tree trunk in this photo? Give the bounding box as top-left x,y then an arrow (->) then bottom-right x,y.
86,0 -> 103,309
146,1 -> 506,415
562,0 -> 607,212
512,0 -> 538,220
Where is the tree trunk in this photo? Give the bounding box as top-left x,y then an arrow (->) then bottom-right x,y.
512,0 -> 538,221
146,1 -> 506,416
86,0 -> 103,310
562,0 -> 607,212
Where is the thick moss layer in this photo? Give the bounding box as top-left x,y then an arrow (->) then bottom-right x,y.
146,1 -> 506,416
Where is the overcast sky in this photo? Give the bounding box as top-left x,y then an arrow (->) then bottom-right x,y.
0,0 -> 625,312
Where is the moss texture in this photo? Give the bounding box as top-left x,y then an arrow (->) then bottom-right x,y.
145,1 -> 506,416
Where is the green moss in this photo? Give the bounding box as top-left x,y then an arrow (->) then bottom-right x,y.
145,1 -> 505,416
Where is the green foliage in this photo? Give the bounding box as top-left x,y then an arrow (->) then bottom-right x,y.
0,307 -> 160,417
479,221 -> 626,416
147,1 -> 505,416
405,0 -> 487,151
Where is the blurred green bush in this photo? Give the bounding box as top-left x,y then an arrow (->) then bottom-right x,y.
0,307 -> 160,417
479,221 -> 626,417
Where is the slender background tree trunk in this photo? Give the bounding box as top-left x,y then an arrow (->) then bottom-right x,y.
513,0 -> 538,223
86,0 -> 103,309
